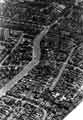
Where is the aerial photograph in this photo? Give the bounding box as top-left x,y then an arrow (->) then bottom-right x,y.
0,0 -> 83,120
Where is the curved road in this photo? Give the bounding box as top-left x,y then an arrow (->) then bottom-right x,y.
0,26 -> 50,98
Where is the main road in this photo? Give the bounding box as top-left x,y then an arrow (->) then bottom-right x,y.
0,25 -> 50,98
